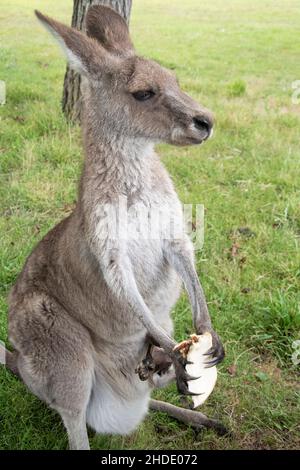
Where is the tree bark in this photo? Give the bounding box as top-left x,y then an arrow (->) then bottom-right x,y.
62,0 -> 132,122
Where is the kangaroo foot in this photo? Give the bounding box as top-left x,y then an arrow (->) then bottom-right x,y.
149,399 -> 228,436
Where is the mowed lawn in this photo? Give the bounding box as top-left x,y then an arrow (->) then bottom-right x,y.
0,0 -> 300,450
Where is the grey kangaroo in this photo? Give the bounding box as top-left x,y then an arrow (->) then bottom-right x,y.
1,6 -> 225,449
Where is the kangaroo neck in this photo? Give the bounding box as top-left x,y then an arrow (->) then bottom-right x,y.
81,114 -> 154,198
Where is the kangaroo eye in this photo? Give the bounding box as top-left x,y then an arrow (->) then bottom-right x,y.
132,90 -> 155,101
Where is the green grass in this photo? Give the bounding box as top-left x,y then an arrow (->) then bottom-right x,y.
1,0 -> 300,450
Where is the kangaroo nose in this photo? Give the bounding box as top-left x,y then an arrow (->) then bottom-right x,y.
193,116 -> 213,139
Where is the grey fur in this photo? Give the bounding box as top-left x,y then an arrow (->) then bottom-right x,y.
4,6 -> 225,449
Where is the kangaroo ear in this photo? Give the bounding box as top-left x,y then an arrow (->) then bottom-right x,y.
35,10 -> 111,76
85,5 -> 134,57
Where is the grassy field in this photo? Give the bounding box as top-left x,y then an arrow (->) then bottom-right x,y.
0,0 -> 300,450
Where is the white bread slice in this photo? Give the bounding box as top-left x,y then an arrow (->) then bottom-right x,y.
186,332 -> 217,408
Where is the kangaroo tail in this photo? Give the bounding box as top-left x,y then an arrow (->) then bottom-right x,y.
0,342 -> 20,378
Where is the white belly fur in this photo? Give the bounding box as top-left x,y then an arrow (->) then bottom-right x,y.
86,381 -> 150,435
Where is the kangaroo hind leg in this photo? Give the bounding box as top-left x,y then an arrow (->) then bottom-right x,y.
11,293 -> 94,450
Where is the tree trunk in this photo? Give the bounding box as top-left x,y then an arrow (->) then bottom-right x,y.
62,0 -> 132,122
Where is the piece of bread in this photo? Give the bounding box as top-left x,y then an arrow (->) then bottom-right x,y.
186,332 -> 217,408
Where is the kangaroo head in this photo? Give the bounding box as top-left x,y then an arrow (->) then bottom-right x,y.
35,6 -> 213,147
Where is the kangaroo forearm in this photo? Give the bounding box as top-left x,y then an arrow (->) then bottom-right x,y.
177,257 -> 212,331
99,255 -> 176,352
127,288 -> 176,352
164,242 -> 212,331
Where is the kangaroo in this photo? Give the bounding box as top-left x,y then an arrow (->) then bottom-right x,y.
2,6 -> 225,450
